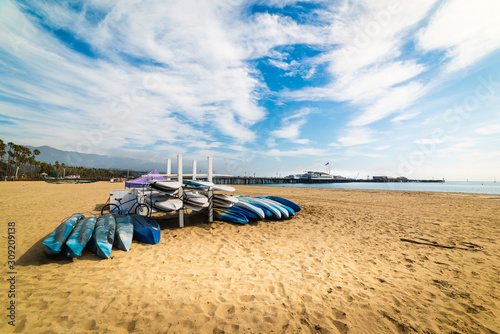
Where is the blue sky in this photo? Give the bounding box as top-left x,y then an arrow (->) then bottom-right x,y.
1,0 -> 499,180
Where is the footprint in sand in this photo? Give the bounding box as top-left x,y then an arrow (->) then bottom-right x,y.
214,304 -> 236,318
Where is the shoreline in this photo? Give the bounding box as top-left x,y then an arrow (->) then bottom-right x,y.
1,182 -> 499,333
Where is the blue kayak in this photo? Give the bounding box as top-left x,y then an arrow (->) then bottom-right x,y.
90,214 -> 116,259
131,214 -> 160,244
43,213 -> 84,255
64,216 -> 97,258
115,215 -> 134,251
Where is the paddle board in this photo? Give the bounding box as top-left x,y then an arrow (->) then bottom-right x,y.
212,184 -> 235,192
183,180 -> 215,188
257,196 -> 301,212
238,197 -> 282,219
213,208 -> 249,224
234,201 -> 265,219
43,213 -> 85,255
147,180 -> 182,190
214,193 -> 239,203
184,192 -> 208,205
147,196 -> 183,212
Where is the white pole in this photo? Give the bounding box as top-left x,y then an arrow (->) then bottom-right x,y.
177,154 -> 184,227
192,160 -> 197,180
166,158 -> 171,180
207,156 -> 213,223
207,156 -> 213,182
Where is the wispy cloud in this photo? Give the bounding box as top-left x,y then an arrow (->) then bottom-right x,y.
417,0 -> 500,72
330,127 -> 377,147
271,108 -> 314,144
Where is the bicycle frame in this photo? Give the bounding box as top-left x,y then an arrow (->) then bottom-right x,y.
112,197 -> 141,214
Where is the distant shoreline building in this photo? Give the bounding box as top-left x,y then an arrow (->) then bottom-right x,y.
285,171 -> 345,180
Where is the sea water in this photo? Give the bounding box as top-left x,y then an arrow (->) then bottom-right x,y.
264,181 -> 500,195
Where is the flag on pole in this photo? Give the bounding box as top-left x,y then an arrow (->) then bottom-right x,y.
325,162 -> 329,166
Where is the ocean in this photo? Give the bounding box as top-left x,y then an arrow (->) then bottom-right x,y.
264,181 -> 500,195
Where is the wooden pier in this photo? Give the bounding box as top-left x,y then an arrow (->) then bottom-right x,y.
213,177 -> 444,185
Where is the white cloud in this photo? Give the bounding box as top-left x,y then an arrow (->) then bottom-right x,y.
391,112 -> 420,122
474,124 -> 500,135
330,127 -> 377,147
418,0 -> 500,72
271,108 -> 314,144
259,147 -> 327,157
348,82 -> 427,126
0,0 -> 268,153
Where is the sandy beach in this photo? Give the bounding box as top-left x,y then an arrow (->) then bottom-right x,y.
1,181 -> 499,333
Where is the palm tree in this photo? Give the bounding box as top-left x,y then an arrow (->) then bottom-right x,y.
0,139 -> 6,176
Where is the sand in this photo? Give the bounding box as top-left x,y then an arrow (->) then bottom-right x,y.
1,181 -> 499,333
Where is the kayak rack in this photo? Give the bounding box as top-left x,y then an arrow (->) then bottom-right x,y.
148,155 -> 232,228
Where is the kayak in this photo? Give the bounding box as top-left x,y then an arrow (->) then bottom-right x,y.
115,214 -> 134,251
64,215 -> 97,258
43,213 -> 84,255
131,214 -> 160,244
90,214 -> 116,259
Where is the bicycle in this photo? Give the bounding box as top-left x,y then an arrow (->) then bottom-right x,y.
101,196 -> 150,216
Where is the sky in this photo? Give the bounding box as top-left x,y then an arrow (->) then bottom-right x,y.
1,0 -> 499,180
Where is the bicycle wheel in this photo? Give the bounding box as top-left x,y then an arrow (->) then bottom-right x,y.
101,204 -> 120,215
135,203 -> 150,216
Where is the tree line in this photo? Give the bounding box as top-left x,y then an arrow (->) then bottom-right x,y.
0,139 -> 138,180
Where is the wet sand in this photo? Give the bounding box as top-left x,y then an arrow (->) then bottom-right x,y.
1,181 -> 499,333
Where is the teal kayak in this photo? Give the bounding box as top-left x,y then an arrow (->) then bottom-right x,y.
115,215 -> 134,251
64,216 -> 97,257
90,214 -> 116,259
43,213 -> 84,255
